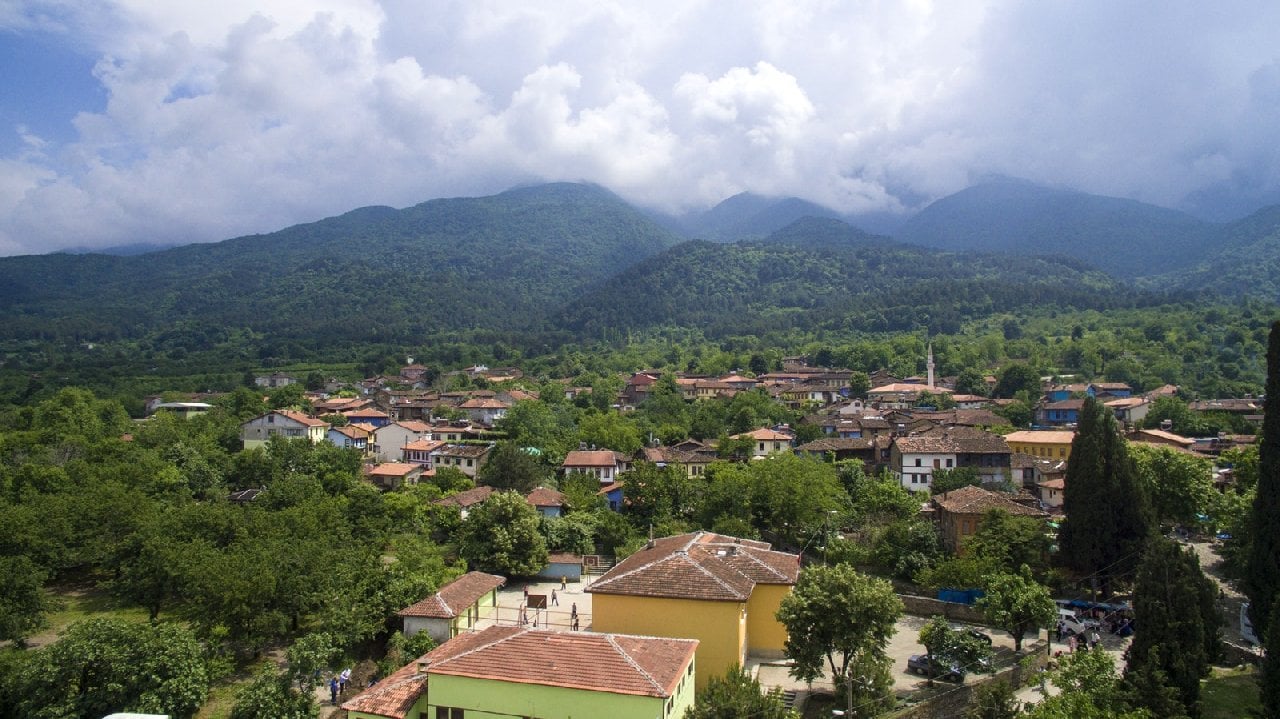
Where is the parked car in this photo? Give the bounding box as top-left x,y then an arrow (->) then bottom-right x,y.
907,654 -> 965,682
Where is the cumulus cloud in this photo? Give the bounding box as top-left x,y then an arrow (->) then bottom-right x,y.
1,0 -> 1278,254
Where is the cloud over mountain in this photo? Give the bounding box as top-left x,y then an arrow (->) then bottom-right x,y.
2,1 -> 1279,254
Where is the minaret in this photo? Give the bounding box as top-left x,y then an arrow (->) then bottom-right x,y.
927,342 -> 935,388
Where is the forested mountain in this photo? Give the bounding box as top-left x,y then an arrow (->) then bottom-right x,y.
673,192 -> 847,241
1157,204 -> 1280,300
0,183 -> 682,348
894,178 -> 1214,278
556,217 -> 1145,338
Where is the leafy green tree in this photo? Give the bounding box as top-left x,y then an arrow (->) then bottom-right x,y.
286,632 -> 341,691
993,363 -> 1040,399
1129,444 -> 1214,529
918,615 -> 992,685
1123,537 -> 1219,717
623,462 -> 701,528
1057,396 -> 1154,595
848,370 -> 871,398
683,664 -> 798,719
964,679 -> 1021,719
1023,649 -> 1149,719
977,566 -> 1056,652
994,399 -> 1033,428
931,466 -> 982,494
1261,597 -> 1280,719
11,619 -> 210,719
230,666 -> 317,719
776,565 -> 902,714
577,411 -> 643,455
559,471 -> 606,513
1246,321 -> 1280,638
966,509 -> 1053,580
458,491 -> 548,576
478,442 -> 551,493
0,555 -> 49,645
955,367 -> 990,397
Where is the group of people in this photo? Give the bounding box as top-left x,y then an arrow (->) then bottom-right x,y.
327,667 -> 352,705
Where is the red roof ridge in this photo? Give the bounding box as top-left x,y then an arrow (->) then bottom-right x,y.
680,552 -> 748,600
606,633 -> 666,696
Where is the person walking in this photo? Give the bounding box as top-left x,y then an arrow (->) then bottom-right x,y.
551,589 -> 558,606
329,676 -> 339,705
561,575 -> 567,590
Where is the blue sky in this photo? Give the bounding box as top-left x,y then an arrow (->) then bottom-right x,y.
1,1 -> 1279,255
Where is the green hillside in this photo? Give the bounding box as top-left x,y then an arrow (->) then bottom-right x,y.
0,183 -> 682,349
895,178 -> 1214,278
556,216 -> 1147,338
1156,204 -> 1280,300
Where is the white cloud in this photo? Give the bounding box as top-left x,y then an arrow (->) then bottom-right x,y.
1,0 -> 1279,254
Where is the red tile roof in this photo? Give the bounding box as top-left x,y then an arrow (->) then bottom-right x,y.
421,625 -> 697,698
730,428 -> 794,441
1003,430 -> 1076,444
588,531 -> 798,602
895,426 -> 1010,454
525,487 -> 566,508
399,571 -> 505,619
931,485 -> 1048,517
340,658 -> 427,718
435,486 -> 495,508
274,409 -> 328,427
563,450 -> 625,467
368,462 -> 420,477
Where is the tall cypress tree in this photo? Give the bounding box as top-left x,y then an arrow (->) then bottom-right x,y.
1057,396 -> 1153,595
1123,537 -> 1218,718
1246,320 -> 1280,637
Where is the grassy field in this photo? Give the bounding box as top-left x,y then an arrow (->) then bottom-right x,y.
1202,665 -> 1260,719
25,583 -> 151,648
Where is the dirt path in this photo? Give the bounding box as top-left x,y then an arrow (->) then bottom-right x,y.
1187,538 -> 1250,645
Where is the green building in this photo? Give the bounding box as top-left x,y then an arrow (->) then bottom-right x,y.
345,625 -> 697,719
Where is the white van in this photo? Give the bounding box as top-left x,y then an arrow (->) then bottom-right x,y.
1057,608 -> 1101,636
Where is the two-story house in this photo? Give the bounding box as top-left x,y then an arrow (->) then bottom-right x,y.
891,426 -> 1012,491
562,449 -> 631,483
730,427 -> 795,459
240,410 -> 328,449
372,420 -> 434,462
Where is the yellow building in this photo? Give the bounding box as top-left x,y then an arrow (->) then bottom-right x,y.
1003,430 -> 1076,461
587,531 -> 798,689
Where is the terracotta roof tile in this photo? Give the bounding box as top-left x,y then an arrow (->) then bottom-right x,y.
1003,430 -> 1076,444
340,658 -> 426,718
563,450 -> 626,467
420,626 -> 696,698
525,487 -> 566,507
730,428 -> 794,441
398,571 -> 505,619
435,486 -> 495,508
274,410 -> 328,427
932,485 -> 1048,517
368,462 -> 419,477
895,426 -> 1009,454
588,531 -> 797,601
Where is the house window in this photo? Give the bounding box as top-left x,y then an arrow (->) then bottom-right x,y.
436,708 -> 464,719
758,442 -> 765,452
466,459 -> 473,467
946,459 -> 953,468
1059,448 -> 1066,457
933,458 -> 941,469
915,458 -> 922,467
